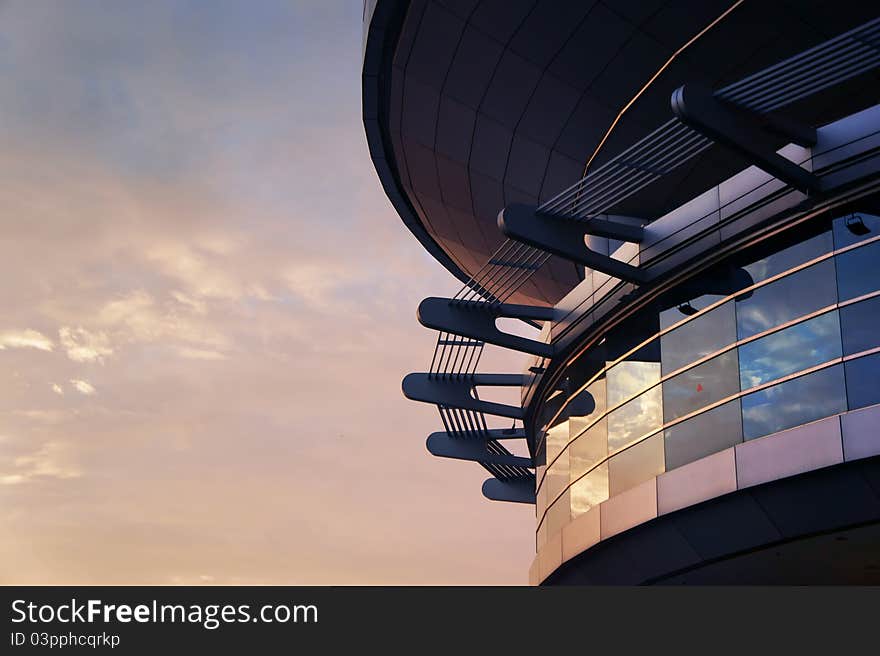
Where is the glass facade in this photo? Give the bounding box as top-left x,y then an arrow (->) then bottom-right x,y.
740,364 -> 847,440
735,259 -> 837,339
738,311 -> 842,390
534,206 -> 880,548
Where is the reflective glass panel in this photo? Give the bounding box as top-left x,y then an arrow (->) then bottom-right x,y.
563,348 -> 607,393
604,312 -> 660,362
608,434 -> 665,496
661,301 -> 736,374
538,388 -> 566,434
607,385 -> 663,452
832,211 -> 880,249
840,296 -> 880,355
735,259 -> 837,339
739,311 -> 842,390
607,360 -> 660,407
536,520 -> 547,550
565,378 -> 606,430
535,464 -> 548,518
660,293 -> 727,331
569,418 -> 607,482
664,400 -> 743,470
543,450 -> 569,503
662,350 -> 740,422
658,263 -> 755,331
742,231 -> 832,284
570,462 -> 609,518
741,365 -> 847,440
844,352 -> 880,411
836,238 -> 880,302
545,489 -> 570,539
544,421 -> 569,468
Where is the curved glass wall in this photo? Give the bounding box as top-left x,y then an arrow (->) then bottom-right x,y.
533,203 -> 880,548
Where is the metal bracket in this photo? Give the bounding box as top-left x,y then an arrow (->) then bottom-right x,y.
671,83 -> 821,194
418,297 -> 554,358
498,204 -> 649,284
482,477 -> 536,504
401,373 -> 526,419
426,431 -> 533,468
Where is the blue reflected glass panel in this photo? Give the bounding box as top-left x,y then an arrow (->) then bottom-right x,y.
741,365 -> 847,440
844,353 -> 880,411
836,238 -> 880,302
840,296 -> 880,355
742,231 -> 832,284
739,311 -> 842,390
832,212 -> 880,249
735,260 -> 837,339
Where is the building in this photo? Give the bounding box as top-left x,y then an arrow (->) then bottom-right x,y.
362,0 -> 880,584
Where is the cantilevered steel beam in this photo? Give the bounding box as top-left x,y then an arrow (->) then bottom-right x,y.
671,83 -> 821,194
401,373 -> 526,419
482,477 -> 536,504
498,204 -> 649,284
538,210 -> 646,242
418,297 -> 554,358
426,432 -> 532,468
432,427 -> 526,441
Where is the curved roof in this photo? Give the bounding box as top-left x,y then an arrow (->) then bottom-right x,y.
363,0 -> 880,305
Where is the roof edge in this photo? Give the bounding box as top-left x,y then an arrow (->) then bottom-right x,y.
361,0 -> 473,287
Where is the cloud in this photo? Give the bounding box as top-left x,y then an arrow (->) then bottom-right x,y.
69,379 -> 96,395
281,263 -> 349,307
0,329 -> 54,352
0,440 -> 82,486
176,347 -> 226,361
170,290 -> 207,315
51,383 -> 64,396
59,326 -> 114,363
146,241 -> 250,301
95,290 -> 229,352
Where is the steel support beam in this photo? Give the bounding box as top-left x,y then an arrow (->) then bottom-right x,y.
482,477 -> 536,504
401,373 -> 526,419
430,427 -> 526,441
426,432 -> 533,468
671,83 -> 821,194
498,204 -> 649,284
537,210 -> 646,242
418,297 -> 554,358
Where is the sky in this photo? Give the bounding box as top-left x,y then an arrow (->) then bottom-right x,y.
0,0 -> 535,584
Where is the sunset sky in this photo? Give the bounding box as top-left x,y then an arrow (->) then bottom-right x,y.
0,0 -> 534,584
